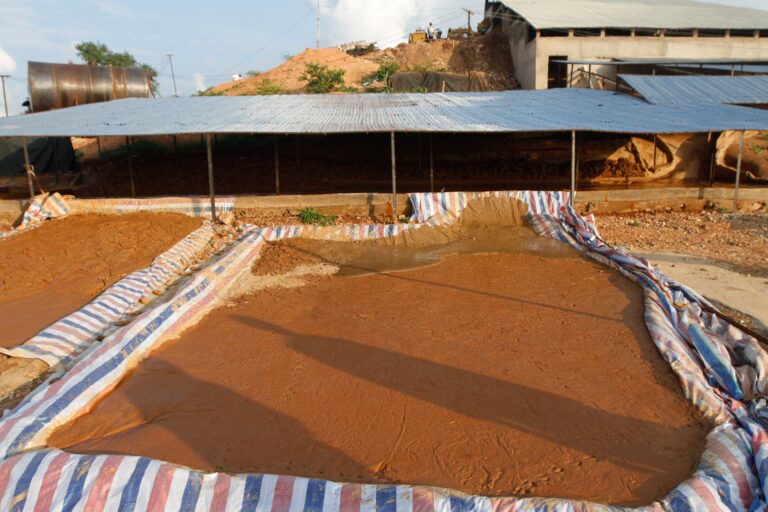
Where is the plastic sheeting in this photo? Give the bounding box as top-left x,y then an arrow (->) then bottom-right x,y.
0,192 -> 69,241
0,191 -> 765,510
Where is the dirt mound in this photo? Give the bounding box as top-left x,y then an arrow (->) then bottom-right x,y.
252,240 -> 327,276
373,30 -> 517,90
718,131 -> 768,182
209,29 -> 517,95
211,48 -> 379,95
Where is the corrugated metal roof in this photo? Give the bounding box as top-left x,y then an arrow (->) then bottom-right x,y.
1,89 -> 768,137
621,75 -> 768,105
495,0 -> 768,30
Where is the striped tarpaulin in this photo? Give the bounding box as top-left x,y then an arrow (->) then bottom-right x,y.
0,192 -> 69,241
0,191 -> 765,510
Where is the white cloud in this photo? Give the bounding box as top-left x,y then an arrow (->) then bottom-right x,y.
311,0 -> 480,48
0,48 -> 17,74
192,72 -> 206,92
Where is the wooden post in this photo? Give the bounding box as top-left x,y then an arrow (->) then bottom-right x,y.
570,130 -> 577,207
653,134 -> 657,173
22,137 -> 34,198
734,131 -> 744,212
274,137 -> 280,195
429,134 -> 434,193
206,134 -> 217,224
126,136 -> 135,197
708,132 -> 716,187
391,132 -> 397,222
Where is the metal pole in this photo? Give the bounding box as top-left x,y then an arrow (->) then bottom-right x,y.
22,137 -> 34,198
429,134 -> 434,193
708,132 -> 716,187
462,8 -> 474,91
653,134 -> 657,173
126,136 -> 135,197
206,134 -> 217,224
391,132 -> 397,222
166,54 -> 178,97
587,64 -> 592,88
316,0 -> 321,49
568,64 -> 574,88
570,130 -> 576,207
274,137 -> 280,195
734,131 -> 744,212
0,75 -> 8,117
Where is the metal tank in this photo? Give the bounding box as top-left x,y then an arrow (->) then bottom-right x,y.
28,61 -> 152,112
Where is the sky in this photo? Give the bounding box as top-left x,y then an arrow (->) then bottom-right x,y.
0,0 -> 766,115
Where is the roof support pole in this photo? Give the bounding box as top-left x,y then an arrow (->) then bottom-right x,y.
653,134 -> 657,173
22,137 -> 34,199
126,136 -> 135,197
570,130 -> 576,207
708,132 -> 716,187
206,134 -> 217,224
274,137 -> 280,195
568,64 -> 574,88
734,131 -> 744,212
429,134 -> 434,193
390,131 -> 397,222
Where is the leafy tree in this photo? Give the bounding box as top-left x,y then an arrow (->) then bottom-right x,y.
299,62 -> 346,94
75,41 -> 158,93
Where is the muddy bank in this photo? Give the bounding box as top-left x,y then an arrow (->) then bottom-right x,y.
50,231 -> 708,505
0,213 -> 201,347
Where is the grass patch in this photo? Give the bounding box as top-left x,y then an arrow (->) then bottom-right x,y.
297,207 -> 337,226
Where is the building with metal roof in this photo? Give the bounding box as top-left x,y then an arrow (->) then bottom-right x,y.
621,75 -> 768,106
2,89 -> 768,137
485,0 -> 768,90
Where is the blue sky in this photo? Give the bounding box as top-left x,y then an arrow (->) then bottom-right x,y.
0,0 -> 765,114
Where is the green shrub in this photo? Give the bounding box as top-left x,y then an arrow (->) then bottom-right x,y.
251,79 -> 286,95
297,207 -> 337,226
299,62 -> 347,94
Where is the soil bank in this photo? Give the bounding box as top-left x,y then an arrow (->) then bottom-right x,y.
50,236 -> 708,505
0,213 -> 201,347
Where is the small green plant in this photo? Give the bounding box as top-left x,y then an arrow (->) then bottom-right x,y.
282,52 -> 295,61
299,62 -> 347,93
246,70 -> 261,77
411,86 -> 429,93
752,143 -> 765,155
251,79 -> 286,95
297,207 -> 337,226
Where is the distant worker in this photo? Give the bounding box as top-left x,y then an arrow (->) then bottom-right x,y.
232,73 -> 242,81
427,22 -> 437,41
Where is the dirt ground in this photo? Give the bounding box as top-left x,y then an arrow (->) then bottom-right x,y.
596,210 -> 768,279
0,213 -> 201,347
50,230 -> 708,505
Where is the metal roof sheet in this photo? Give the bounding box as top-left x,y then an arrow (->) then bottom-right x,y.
494,0 -> 768,30
621,75 -> 768,105
1,89 -> 768,137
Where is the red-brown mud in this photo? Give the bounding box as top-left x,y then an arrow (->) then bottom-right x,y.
50,238 -> 709,505
0,213 -> 201,347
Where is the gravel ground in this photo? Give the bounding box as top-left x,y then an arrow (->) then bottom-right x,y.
595,209 -> 768,279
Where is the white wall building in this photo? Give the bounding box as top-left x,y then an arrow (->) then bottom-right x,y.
485,0 -> 768,90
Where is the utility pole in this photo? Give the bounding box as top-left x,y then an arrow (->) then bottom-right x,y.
166,53 -> 178,97
0,75 -> 8,117
316,0 -> 321,49
462,8 -> 474,91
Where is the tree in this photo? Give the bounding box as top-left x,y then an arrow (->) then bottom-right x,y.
75,41 -> 158,93
299,62 -> 347,94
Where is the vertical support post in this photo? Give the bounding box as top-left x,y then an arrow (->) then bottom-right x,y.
734,131 -> 744,212
390,132 -> 397,222
274,137 -> 280,195
587,64 -> 592,88
126,136 -> 135,197
653,134 -> 657,173
0,75 -> 8,117
708,132 -> 716,187
568,64 -> 574,88
429,134 -> 434,193
570,130 -> 577,207
173,134 -> 179,170
206,134 -> 217,224
22,137 -> 34,198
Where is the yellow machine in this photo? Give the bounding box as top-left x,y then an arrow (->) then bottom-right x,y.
409,30 -> 427,44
